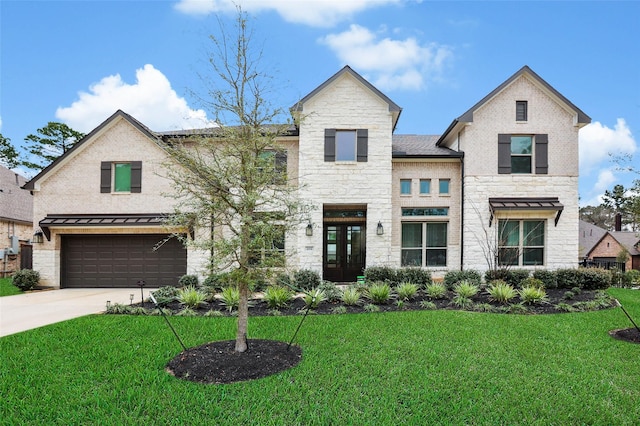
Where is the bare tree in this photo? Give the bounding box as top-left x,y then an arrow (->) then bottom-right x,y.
163,9 -> 310,353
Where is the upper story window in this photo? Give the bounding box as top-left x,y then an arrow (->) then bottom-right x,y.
101,161 -> 142,193
498,134 -> 548,175
516,101 -> 528,121
420,179 -> 431,194
259,150 -> 287,184
439,179 -> 450,194
400,179 -> 412,194
324,129 -> 368,162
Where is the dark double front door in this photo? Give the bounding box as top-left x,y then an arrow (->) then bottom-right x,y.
323,224 -> 366,282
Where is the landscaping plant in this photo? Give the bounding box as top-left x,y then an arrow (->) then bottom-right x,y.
396,282 -> 419,301
263,285 -> 293,309
341,286 -> 361,306
366,282 -> 392,304
487,280 -> 517,304
177,286 -> 208,309
518,286 -> 549,305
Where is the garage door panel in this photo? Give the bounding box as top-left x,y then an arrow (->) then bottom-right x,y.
62,234 -> 187,288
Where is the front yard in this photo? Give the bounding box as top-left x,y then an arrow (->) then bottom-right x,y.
1,288 -> 639,424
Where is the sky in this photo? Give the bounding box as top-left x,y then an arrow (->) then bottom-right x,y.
1,0 -> 638,206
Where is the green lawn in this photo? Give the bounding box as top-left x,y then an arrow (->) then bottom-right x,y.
1,288 -> 639,425
0,277 -> 21,297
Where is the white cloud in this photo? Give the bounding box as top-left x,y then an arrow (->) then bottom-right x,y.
56,64 -> 213,133
0,116 -> 3,132
318,24 -> 452,91
578,118 -> 636,176
174,0 -> 400,27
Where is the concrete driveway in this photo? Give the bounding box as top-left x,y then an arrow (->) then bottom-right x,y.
0,288 -> 157,337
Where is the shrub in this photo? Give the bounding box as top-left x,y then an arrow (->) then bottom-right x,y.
451,296 -> 473,310
507,304 -> 529,314
444,270 -> 481,290
396,282 -> 419,301
620,269 -> 640,287
177,286 -> 208,309
363,303 -> 380,313
487,280 -> 517,304
262,285 -> 293,309
556,269 -> 583,289
106,303 -> 131,314
129,307 -> 148,315
473,303 -> 495,313
555,302 -> 577,313
484,269 -> 510,283
366,282 -> 392,304
519,286 -> 549,305
508,269 -> 530,287
219,286 -> 240,312
563,291 -> 575,300
318,281 -> 342,302
293,269 -> 321,291
533,270 -> 558,289
364,266 -> 397,284
396,268 -> 432,287
151,286 -> 179,306
331,306 -> 348,315
275,272 -> 292,288
453,281 -> 479,298
202,272 -> 233,292
178,274 -> 199,288
303,289 -> 327,309
579,268 -> 612,290
203,309 -> 224,317
176,308 -> 198,317
341,286 -> 361,306
520,277 -> 545,289
12,269 -> 40,291
425,282 -> 447,299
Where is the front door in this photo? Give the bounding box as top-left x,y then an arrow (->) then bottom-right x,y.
323,224 -> 366,282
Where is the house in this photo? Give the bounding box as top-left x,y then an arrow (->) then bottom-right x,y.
0,165 -> 33,276
580,219 -> 640,271
24,65 -> 590,288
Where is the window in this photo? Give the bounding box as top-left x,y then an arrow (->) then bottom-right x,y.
401,222 -> 447,267
498,219 -> 545,266
510,136 -> 532,173
516,101 -> 528,121
420,179 -> 431,194
439,179 -> 450,194
498,134 -> 548,175
324,129 -> 368,162
101,161 -> 142,193
114,163 -> 131,192
249,213 -> 286,267
259,150 -> 287,184
400,179 -> 412,194
402,207 -> 448,216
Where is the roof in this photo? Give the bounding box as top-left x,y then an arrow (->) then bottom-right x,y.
579,220 -> 608,258
0,165 -> 32,224
609,231 -> 640,256
437,65 -> 592,146
489,197 -> 564,211
38,213 -> 167,240
292,65 -> 403,131
392,135 -> 462,158
23,110 -> 161,191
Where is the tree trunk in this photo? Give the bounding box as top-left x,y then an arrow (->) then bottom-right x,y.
235,281 -> 249,352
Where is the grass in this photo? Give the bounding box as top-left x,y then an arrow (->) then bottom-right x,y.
1,288 -> 639,425
0,277 -> 21,297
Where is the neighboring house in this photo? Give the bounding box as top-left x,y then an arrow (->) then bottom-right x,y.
581,220 -> 640,271
0,165 -> 33,276
24,65 -> 590,288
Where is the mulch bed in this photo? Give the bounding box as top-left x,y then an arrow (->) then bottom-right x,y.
609,328 -> 640,344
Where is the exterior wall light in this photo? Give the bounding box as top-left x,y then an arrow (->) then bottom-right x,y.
32,229 -> 44,244
376,221 -> 384,236
306,222 -> 313,236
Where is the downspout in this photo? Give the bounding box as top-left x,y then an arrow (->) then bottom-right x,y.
459,133 -> 465,271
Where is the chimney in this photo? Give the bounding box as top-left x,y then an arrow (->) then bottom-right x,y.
615,213 -> 622,232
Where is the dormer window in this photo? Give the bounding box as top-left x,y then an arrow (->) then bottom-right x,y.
516,101 -> 528,121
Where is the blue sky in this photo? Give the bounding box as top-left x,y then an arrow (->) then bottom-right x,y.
1,0 -> 638,206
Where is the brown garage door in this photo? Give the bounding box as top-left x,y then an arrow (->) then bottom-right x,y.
62,234 -> 187,288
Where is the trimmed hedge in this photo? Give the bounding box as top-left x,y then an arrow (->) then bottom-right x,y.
444,270 -> 482,290
12,269 -> 40,291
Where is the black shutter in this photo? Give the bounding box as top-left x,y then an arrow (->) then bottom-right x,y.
356,129 -> 368,162
131,161 -> 142,193
100,162 -> 111,193
275,151 -> 287,183
535,134 -> 548,174
498,134 -> 511,174
324,129 -> 336,162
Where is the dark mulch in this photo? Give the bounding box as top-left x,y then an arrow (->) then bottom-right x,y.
609,328 -> 640,344
166,339 -> 302,384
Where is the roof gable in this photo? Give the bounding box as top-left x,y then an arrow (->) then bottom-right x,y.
292,65 -> 402,130
23,110 -> 160,191
437,65 -> 591,146
0,165 -> 32,223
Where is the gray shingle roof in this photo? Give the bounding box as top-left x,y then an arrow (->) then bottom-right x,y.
579,220 -> 608,258
0,165 -> 33,223
392,135 -> 462,158
610,231 -> 640,256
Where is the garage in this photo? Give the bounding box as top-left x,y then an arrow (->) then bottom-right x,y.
61,234 -> 186,288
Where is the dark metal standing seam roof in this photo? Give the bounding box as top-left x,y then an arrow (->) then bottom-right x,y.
488,197 -> 564,226
38,214 -> 168,240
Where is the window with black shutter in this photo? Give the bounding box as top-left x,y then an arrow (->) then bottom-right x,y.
497,134 -> 548,175
324,128 -> 368,162
100,161 -> 142,193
